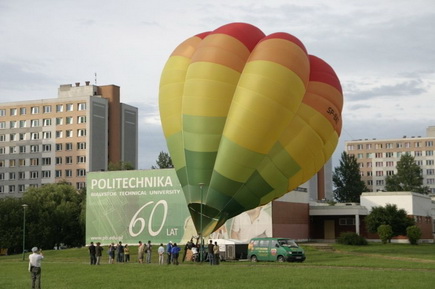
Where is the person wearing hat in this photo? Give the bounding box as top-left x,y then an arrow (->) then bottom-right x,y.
28,247 -> 44,289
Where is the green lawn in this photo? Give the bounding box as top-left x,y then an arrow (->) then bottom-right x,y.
1,243 -> 435,289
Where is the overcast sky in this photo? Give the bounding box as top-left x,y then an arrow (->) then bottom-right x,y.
1,0 -> 434,169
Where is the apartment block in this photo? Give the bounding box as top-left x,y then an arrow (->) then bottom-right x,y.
345,126 -> 435,193
0,82 -> 138,197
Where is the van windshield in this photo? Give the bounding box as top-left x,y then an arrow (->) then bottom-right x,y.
278,239 -> 298,248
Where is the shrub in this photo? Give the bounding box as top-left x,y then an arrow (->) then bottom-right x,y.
336,232 -> 368,245
406,225 -> 422,245
377,224 -> 393,244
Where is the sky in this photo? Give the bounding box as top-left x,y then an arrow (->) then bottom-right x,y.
1,0 -> 434,170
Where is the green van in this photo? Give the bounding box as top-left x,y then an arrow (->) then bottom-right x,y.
248,238 -> 306,262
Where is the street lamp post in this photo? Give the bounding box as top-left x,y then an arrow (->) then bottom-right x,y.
198,183 -> 204,263
22,204 -> 28,261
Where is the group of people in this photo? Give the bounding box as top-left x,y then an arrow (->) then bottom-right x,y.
87,238 -> 221,266
88,241 -> 131,265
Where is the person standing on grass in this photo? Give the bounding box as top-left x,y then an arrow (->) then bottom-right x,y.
213,241 -> 220,265
108,243 -> 115,264
124,244 -> 130,263
145,240 -> 152,264
171,243 -> 181,265
138,241 -> 145,264
158,243 -> 165,264
116,241 -> 124,263
166,241 -> 173,265
95,242 -> 103,265
89,242 -> 96,265
207,240 -> 214,265
29,247 -> 44,289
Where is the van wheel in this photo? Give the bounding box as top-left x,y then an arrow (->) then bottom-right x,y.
250,255 -> 258,262
277,256 -> 285,262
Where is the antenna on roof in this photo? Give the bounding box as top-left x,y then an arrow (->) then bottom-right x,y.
94,73 -> 97,85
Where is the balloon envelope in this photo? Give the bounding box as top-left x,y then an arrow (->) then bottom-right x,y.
159,23 -> 343,236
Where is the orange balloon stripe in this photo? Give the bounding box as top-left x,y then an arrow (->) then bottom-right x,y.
169,34 -> 208,58
247,36 -> 309,87
303,88 -> 343,135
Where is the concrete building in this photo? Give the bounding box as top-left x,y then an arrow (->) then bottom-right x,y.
0,82 -> 138,197
345,126 -> 435,193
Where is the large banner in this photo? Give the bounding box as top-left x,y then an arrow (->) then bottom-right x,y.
86,169 -> 273,245
86,169 -> 193,245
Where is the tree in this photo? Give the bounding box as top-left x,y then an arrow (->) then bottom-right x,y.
0,197 -> 24,254
365,204 -> 415,239
108,161 -> 134,171
151,151 -> 173,169
333,152 -> 368,202
22,183 -> 85,250
385,153 -> 429,194
406,225 -> 422,245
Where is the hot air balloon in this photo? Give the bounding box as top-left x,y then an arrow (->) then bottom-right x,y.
159,23 -> 343,237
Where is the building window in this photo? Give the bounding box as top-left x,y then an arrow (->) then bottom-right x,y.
415,142 -> 421,148
426,150 -> 434,156
386,161 -> 394,167
30,171 -> 39,179
427,169 -> 435,175
18,171 -> 25,179
357,153 -> 363,159
20,107 -> 26,115
0,173 -> 3,180
42,157 -> 51,165
10,121 -> 17,128
18,184 -> 26,193
385,152 -> 394,158
77,182 -> 86,190
0,122 -> 5,129
77,142 -> 86,150
77,156 -> 86,163
43,118 -> 52,126
77,103 -> 86,111
416,160 -> 423,166
375,153 -> 383,158
77,129 -> 86,137
66,156 -> 73,164
66,117 -> 73,124
42,171 -> 51,178
66,143 -> 73,150
77,116 -> 86,124
56,105 -> 63,112
19,159 -> 25,166
31,106 -> 39,114
56,144 -> 63,151
65,170 -> 72,177
427,179 -> 435,185
56,117 -> 63,125
55,170 -> 62,178
42,144 -> 51,152
43,105 -> 52,113
376,180 -> 384,186
396,142 -> 403,148
375,144 -> 383,149
9,108 -> 17,116
9,159 -> 16,167
426,141 -> 434,147
76,169 -> 86,177
375,162 -> 383,167
386,143 -> 393,149
427,160 -> 434,166
339,218 -> 355,225
56,131 -> 63,138
42,131 -> 51,139
9,185 -> 16,193
19,120 -> 26,128
56,157 -> 62,164
10,133 -> 16,141
0,109 -> 5,116
30,158 -> 39,166
386,170 -> 394,176
66,130 -> 73,138
9,146 -> 16,154
19,145 -> 26,153
414,151 -> 422,157
9,172 -> 16,180
30,132 -> 39,140
66,103 -> 73,111
19,133 -> 25,141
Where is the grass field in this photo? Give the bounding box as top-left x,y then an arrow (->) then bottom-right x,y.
1,243 -> 435,289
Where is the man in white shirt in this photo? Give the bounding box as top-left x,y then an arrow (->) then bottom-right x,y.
28,247 -> 44,289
